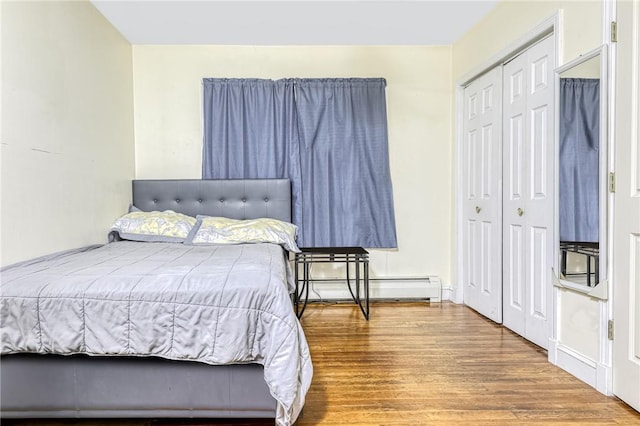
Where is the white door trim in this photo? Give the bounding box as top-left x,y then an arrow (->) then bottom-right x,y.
602,0 -> 616,397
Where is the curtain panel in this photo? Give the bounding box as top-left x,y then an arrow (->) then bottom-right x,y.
202,78 -> 303,228
295,78 -> 397,248
202,78 -> 397,248
559,78 -> 600,243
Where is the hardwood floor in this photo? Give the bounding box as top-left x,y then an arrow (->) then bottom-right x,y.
4,302 -> 639,425
296,301 -> 639,425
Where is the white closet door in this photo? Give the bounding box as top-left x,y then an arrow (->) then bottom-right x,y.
462,66 -> 503,323
502,36 -> 555,349
613,0 -> 640,411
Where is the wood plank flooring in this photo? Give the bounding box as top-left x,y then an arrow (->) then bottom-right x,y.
5,302 -> 640,425
297,301 -> 640,425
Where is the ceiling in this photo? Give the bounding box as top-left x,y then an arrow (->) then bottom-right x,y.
90,0 -> 499,45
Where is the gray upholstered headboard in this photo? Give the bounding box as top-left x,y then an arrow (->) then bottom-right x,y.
132,179 -> 291,222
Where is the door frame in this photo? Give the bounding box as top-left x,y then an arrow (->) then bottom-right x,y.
611,0 -> 640,409
453,14 -> 562,347
454,12 -> 563,307
454,6 -> 618,396
551,43 -> 613,395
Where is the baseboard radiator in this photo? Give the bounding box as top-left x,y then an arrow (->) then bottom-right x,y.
301,276 -> 443,302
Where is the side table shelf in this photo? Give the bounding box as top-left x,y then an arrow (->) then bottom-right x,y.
294,247 -> 369,320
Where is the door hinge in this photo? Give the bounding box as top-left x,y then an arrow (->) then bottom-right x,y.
609,172 -> 616,193
611,21 -> 618,43
608,320 -> 614,340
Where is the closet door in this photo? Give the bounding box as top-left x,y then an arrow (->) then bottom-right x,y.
462,67 -> 503,323
502,36 -> 555,349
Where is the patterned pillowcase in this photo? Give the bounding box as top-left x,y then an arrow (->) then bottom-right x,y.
111,210 -> 197,243
186,216 -> 300,253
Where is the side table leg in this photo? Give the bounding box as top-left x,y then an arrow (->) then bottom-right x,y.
346,260 -> 357,303
364,258 -> 369,320
294,255 -> 299,316
355,256 -> 360,304
355,256 -> 369,320
297,259 -> 310,319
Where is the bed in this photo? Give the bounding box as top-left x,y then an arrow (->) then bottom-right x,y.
0,178 -> 312,426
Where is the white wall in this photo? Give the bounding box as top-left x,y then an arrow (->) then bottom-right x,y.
132,45 -> 453,286
452,0 -> 607,387
0,1 -> 135,266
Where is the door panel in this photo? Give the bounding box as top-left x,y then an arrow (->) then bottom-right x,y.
466,130 -> 478,199
531,54 -> 549,93
503,35 -> 555,349
524,37 -> 554,349
481,221 -> 494,296
508,114 -> 524,198
462,66 -> 503,323
510,69 -> 524,103
506,223 -> 525,333
531,106 -> 549,199
530,226 -> 548,320
482,125 -> 494,197
466,219 -> 478,292
613,0 -> 640,411
503,50 -> 528,335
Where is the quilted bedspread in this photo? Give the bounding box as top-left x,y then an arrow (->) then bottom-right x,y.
0,241 -> 312,426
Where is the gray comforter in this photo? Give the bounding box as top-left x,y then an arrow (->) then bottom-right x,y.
0,241 -> 312,426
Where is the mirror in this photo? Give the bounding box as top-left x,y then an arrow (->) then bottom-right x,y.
555,46 -> 608,297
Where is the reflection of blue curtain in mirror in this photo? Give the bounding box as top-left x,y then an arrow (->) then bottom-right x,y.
559,78 -> 600,243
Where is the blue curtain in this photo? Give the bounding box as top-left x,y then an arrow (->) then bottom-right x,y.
295,78 -> 397,248
202,78 -> 397,248
202,78 -> 303,228
559,78 -> 600,243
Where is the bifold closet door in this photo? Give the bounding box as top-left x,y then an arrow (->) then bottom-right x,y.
462,66 -> 503,323
502,35 -> 555,349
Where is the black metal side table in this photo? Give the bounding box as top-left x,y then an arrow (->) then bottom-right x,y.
294,247 -> 369,320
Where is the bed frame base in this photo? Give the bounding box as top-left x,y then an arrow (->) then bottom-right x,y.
1,354 -> 276,419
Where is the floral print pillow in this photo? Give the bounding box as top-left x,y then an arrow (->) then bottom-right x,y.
186,216 -> 300,252
111,210 -> 196,243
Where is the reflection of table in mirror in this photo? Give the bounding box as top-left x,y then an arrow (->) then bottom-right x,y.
559,241 -> 599,287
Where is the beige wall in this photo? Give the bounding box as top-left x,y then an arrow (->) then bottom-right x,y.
453,0 -> 602,81
560,54 -> 601,78
132,45 -> 453,283
452,1 -> 605,367
0,1 -> 135,266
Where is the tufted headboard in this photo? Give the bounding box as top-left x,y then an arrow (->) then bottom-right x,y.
132,179 -> 291,222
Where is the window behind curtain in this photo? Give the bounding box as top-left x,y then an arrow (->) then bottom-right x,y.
202,77 -> 397,248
